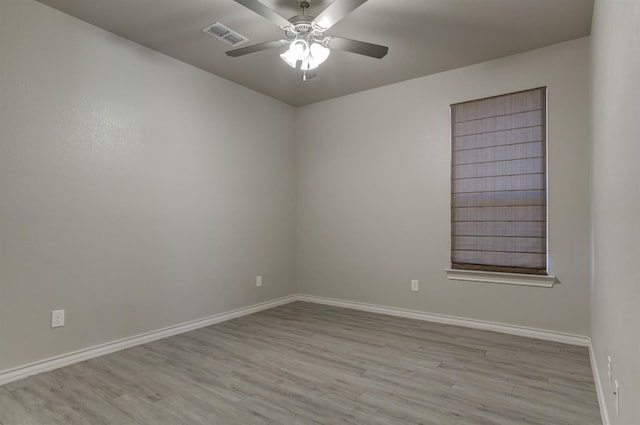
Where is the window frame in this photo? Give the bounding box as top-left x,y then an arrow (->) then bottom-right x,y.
446,87 -> 556,287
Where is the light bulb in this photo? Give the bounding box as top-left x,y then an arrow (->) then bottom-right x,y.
309,43 -> 330,65
289,39 -> 309,61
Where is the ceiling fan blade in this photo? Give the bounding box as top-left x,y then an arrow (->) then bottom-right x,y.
314,0 -> 369,30
302,70 -> 318,81
233,0 -> 292,28
226,40 -> 287,57
328,37 -> 388,59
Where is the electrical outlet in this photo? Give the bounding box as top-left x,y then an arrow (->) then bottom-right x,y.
607,356 -> 612,386
411,280 -> 419,291
51,310 -> 65,328
256,276 -> 262,287
614,379 -> 619,416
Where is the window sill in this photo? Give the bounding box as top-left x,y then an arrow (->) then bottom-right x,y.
445,269 -> 556,288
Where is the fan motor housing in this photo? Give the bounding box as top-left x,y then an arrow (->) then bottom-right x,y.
288,15 -> 316,33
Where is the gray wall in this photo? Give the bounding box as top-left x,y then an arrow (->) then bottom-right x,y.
0,0 -> 296,371
296,38 -> 592,336
590,0 -> 640,423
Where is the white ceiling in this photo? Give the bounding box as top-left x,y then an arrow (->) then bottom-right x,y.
36,0 -> 594,106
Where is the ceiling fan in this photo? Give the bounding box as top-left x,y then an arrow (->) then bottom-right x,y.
226,0 -> 389,81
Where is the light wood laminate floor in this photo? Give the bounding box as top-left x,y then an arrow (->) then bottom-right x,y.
0,302 -> 601,425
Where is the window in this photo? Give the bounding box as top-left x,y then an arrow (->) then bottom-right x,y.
450,87 -> 547,276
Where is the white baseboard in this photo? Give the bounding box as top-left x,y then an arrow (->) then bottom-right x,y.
1,290 -> 597,423
297,294 -> 591,347
589,341 -> 610,425
0,295 -> 297,386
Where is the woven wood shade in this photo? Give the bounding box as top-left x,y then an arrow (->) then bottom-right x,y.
451,87 -> 547,275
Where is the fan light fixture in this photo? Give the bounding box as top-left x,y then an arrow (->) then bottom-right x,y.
280,38 -> 330,71
225,0 -> 389,82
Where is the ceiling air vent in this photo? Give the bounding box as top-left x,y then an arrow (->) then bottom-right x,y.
203,22 -> 249,47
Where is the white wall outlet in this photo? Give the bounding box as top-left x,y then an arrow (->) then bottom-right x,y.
51,309 -> 65,328
256,276 -> 262,287
607,356 -> 612,386
411,280 -> 419,291
613,379 -> 619,416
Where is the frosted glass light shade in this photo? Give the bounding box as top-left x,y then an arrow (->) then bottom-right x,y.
310,43 -> 330,65
289,39 -> 309,61
280,49 -> 297,68
301,43 -> 330,70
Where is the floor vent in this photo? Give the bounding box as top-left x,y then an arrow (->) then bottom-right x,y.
203,22 -> 249,47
